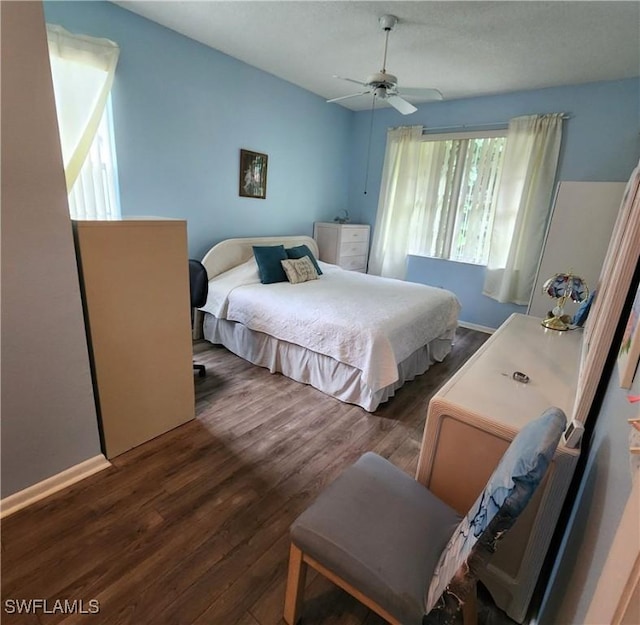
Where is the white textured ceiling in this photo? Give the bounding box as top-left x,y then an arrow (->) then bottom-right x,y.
114,1 -> 640,111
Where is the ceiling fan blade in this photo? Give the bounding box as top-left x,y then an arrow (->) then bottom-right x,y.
333,75 -> 368,87
327,91 -> 370,103
386,95 -> 417,115
396,87 -> 444,101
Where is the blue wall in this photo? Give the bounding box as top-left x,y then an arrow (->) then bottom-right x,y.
351,79 -> 640,328
405,256 -> 526,329
44,1 -> 354,260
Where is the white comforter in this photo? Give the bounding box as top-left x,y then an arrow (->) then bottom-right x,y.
201,259 -> 460,391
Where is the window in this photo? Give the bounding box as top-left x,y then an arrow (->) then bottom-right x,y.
370,116 -> 564,299
408,130 -> 506,265
47,23 -> 120,220
67,97 -> 121,220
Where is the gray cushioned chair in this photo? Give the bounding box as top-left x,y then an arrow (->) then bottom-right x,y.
284,407 -> 566,625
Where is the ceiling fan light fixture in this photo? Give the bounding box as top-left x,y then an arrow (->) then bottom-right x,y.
374,86 -> 387,99
378,14 -> 398,32
366,72 -> 397,87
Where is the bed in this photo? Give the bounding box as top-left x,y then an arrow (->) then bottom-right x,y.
200,235 -> 460,411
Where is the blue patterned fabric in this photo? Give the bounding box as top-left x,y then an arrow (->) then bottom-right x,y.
573,290 -> 596,327
423,407 -> 567,623
252,245 -> 288,284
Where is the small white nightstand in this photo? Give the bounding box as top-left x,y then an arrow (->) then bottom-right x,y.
313,222 -> 370,272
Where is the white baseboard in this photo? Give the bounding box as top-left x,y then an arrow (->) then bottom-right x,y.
0,454 -> 111,519
458,320 -> 495,334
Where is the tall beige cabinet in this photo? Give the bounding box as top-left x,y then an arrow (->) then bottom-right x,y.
73,219 -> 195,459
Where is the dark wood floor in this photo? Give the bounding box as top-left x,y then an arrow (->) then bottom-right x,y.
2,328 -> 494,625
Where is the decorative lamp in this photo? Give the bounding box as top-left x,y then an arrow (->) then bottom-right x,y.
541,272 -> 589,331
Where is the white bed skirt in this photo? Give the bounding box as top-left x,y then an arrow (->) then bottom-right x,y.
203,314 -> 454,412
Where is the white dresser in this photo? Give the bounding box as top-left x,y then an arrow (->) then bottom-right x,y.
313,222 -> 370,272
416,313 -> 582,622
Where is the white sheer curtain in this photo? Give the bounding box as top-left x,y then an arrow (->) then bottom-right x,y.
47,24 -> 119,192
406,138 -> 458,262
407,134 -> 505,265
368,126 -> 423,279
483,114 -> 564,304
67,100 -> 121,220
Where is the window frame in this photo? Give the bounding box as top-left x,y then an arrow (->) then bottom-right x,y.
415,127 -> 508,266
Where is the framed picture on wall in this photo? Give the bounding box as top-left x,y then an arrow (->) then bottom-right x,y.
239,149 -> 268,199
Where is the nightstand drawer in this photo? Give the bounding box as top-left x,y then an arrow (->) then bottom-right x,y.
341,227 -> 369,243
339,240 -> 369,257
339,254 -> 367,271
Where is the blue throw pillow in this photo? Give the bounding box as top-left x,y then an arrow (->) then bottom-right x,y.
253,245 -> 288,284
573,290 -> 595,327
424,407 -> 567,620
286,244 -> 323,275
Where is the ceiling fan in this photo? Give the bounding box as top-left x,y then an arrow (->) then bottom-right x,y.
327,14 -> 443,115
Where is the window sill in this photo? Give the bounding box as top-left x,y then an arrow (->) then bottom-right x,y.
407,254 -> 488,268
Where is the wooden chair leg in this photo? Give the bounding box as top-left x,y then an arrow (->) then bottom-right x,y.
462,582 -> 478,625
284,543 -> 307,625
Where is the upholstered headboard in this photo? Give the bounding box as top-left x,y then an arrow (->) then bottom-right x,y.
201,235 -> 319,279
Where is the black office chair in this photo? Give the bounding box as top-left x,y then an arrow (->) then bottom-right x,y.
189,259 -> 208,377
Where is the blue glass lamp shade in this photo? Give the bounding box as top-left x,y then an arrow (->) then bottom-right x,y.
541,272 -> 589,331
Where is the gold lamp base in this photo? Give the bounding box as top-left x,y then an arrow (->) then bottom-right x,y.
541,315 -> 570,331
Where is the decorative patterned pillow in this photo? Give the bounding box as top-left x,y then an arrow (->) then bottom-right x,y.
423,407 -> 567,623
281,256 -> 319,284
